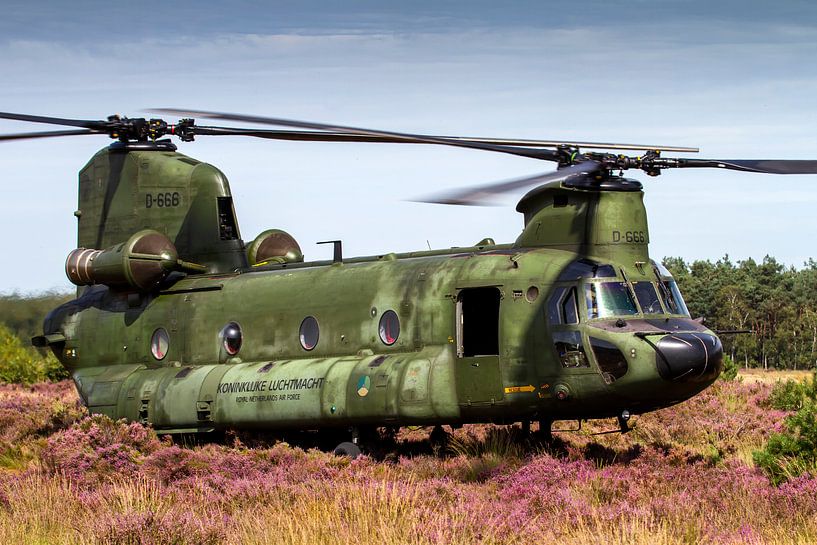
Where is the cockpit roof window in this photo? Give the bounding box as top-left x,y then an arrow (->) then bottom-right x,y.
585,282 -> 638,320
652,260 -> 673,278
558,259 -> 617,281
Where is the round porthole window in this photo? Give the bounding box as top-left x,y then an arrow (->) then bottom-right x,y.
150,328 -> 169,360
299,316 -> 319,351
378,310 -> 400,345
221,322 -> 243,355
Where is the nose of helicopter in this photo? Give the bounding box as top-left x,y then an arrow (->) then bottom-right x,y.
653,332 -> 723,382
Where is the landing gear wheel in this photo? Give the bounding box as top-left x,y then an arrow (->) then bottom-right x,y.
333,441 -> 362,459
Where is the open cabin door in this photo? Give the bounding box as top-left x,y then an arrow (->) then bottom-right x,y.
455,287 -> 504,404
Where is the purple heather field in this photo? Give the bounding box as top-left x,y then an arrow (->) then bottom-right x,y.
0,379 -> 814,544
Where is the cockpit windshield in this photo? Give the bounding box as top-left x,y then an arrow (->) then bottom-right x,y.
632,282 -> 663,314
585,282 -> 638,319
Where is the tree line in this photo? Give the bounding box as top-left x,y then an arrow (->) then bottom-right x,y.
663,256 -> 817,370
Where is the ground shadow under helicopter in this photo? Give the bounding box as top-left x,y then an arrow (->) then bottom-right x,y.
163,423 -> 659,468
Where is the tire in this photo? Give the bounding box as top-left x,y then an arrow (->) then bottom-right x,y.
333,441 -> 362,459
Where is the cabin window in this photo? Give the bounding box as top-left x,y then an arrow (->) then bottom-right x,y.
299,316 -> 319,351
379,310 -> 400,345
632,282 -> 663,314
221,322 -> 243,355
150,328 -> 169,360
456,287 -> 500,357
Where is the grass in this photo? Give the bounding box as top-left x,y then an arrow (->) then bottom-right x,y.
739,368 -> 814,384
0,375 -> 813,544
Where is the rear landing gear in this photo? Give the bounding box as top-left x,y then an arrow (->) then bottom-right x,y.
538,418 -> 553,442
429,425 -> 449,454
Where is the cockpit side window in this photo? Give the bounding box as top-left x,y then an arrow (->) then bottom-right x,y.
547,286 -> 579,325
662,280 -> 690,316
546,286 -> 589,367
562,288 -> 579,324
651,261 -> 691,316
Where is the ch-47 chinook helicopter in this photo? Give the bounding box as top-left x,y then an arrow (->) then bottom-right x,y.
4,109 -> 817,456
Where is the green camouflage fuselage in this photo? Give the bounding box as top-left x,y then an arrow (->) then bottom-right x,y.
43,145 -> 722,433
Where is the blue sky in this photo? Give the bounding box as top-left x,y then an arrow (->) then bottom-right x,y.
2,1 -> 817,292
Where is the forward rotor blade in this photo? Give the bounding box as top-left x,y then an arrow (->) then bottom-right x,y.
155,108 -> 560,161
0,112 -> 108,130
0,129 -> 99,141
194,126 -> 696,152
673,158 -> 817,174
411,161 -> 603,206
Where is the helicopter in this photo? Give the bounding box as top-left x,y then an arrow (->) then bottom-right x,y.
4,109 -> 817,457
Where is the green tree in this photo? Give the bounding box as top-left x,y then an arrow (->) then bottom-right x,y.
0,324 -> 68,384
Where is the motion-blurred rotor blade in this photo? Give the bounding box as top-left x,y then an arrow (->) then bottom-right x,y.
194,126 -> 696,152
0,129 -> 99,141
0,112 -> 108,130
192,126 -> 420,142
411,161 -> 603,206
154,108 -> 560,161
672,158 -> 817,174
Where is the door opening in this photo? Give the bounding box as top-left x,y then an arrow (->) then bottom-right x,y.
457,287 -> 500,357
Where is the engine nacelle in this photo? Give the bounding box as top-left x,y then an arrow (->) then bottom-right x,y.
247,229 -> 303,266
65,229 -> 179,292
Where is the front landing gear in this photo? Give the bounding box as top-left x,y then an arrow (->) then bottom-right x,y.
333,441 -> 362,458
332,426 -> 378,459
617,410 -> 632,434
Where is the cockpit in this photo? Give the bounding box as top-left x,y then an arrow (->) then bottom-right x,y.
546,258 -> 720,389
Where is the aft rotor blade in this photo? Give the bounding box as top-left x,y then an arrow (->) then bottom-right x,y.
412,161 -> 603,206
672,158 -> 817,174
0,129 -> 99,141
155,108 -> 560,162
0,111 -> 108,130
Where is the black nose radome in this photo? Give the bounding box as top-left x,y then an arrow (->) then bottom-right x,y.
654,333 -> 723,382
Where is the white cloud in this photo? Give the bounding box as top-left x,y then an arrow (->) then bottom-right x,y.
1,12 -> 816,291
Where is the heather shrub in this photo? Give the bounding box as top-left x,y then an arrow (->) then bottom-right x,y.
93,509 -> 226,545
41,414 -> 162,484
631,381 -> 780,463
0,374 -> 815,543
0,382 -> 84,469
